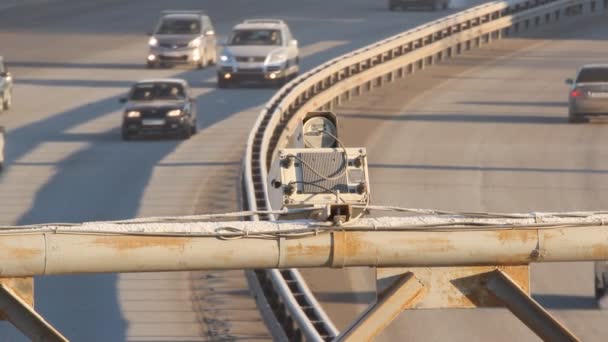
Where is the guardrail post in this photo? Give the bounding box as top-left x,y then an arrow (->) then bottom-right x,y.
487,270 -> 580,342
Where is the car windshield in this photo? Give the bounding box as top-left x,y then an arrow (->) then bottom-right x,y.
229,29 -> 282,46
576,68 -> 608,83
156,18 -> 200,35
129,82 -> 185,101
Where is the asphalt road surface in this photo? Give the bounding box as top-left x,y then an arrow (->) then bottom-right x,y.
301,12 -> 608,342
0,0 -> 481,340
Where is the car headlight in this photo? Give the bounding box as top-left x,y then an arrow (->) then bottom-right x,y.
188,39 -> 201,48
266,52 -> 288,64
219,53 -> 234,63
167,109 -> 182,117
126,111 -> 141,118
148,37 -> 158,47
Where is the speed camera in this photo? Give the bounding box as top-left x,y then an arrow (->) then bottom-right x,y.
272,147 -> 369,207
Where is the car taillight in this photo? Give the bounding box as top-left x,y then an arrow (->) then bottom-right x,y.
570,89 -> 583,98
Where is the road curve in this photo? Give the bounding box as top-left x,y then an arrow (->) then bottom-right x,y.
0,0 -> 481,340
301,12 -> 608,341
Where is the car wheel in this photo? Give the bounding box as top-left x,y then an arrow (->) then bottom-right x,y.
181,125 -> 192,140
568,113 -> 587,123
191,120 -> 198,135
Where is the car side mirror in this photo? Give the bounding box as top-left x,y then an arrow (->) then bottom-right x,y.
119,97 -> 127,103
289,39 -> 298,47
204,30 -> 215,36
146,30 -> 153,36
565,78 -> 574,85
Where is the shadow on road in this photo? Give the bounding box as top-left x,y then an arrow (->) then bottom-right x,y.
533,294 -> 599,310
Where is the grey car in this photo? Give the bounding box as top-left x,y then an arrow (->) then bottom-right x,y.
147,10 -> 217,69
566,64 -> 608,123
217,19 -> 299,87
0,56 -> 13,112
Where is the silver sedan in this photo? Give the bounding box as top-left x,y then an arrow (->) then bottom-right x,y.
566,64 -> 608,123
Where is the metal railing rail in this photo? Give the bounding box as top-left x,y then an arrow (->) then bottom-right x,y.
242,0 -> 604,340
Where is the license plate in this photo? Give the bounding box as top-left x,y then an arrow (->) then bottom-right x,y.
590,92 -> 608,98
142,119 -> 165,126
162,51 -> 186,57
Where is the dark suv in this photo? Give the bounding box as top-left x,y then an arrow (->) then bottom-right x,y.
0,57 -> 13,112
120,79 -> 197,140
389,0 -> 449,11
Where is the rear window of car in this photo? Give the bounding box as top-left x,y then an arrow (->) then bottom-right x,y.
156,18 -> 200,35
576,68 -> 608,83
130,83 -> 185,101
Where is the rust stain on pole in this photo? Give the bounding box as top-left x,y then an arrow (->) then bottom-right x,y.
591,244 -> 608,258
497,230 -> 537,243
287,243 -> 330,258
8,248 -> 42,260
92,236 -> 188,252
0,241 -> 42,260
396,236 -> 455,252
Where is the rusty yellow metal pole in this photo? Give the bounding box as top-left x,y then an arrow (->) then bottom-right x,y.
334,272 -> 426,342
487,270 -> 580,342
0,284 -> 68,342
0,226 -> 607,277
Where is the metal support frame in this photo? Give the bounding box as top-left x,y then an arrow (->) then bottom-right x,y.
0,284 -> 67,342
594,261 -> 608,300
486,270 -> 580,342
334,272 -> 426,342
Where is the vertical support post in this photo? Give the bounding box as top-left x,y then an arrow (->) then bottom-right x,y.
334,272 -> 426,342
0,284 -> 68,342
487,270 -> 580,342
595,261 -> 608,300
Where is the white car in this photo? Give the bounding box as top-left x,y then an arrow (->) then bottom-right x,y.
217,19 -> 299,87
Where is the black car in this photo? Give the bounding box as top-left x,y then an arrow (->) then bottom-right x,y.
120,79 -> 197,140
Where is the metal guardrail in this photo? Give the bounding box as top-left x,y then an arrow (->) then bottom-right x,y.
242,0 -> 604,340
